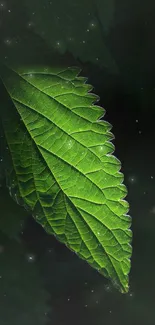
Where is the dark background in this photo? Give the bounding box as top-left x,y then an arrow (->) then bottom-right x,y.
0,0 -> 155,324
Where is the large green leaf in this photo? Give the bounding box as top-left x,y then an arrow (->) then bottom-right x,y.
0,64 -> 132,293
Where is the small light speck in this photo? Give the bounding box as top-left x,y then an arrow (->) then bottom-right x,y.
136,119 -> 139,123
128,176 -> 136,183
0,2 -> 6,9
91,289 -> 94,293
89,20 -> 97,29
4,39 -> 12,45
99,145 -> 104,151
27,21 -> 34,28
66,139 -> 73,149
85,304 -> 88,307
151,176 -> 154,179
105,284 -> 111,292
26,253 -> 36,263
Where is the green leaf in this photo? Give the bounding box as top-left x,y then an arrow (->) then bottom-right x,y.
0,64 -> 132,293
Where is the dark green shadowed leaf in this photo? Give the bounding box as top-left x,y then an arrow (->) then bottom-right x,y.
23,0 -> 118,73
0,64 -> 132,293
